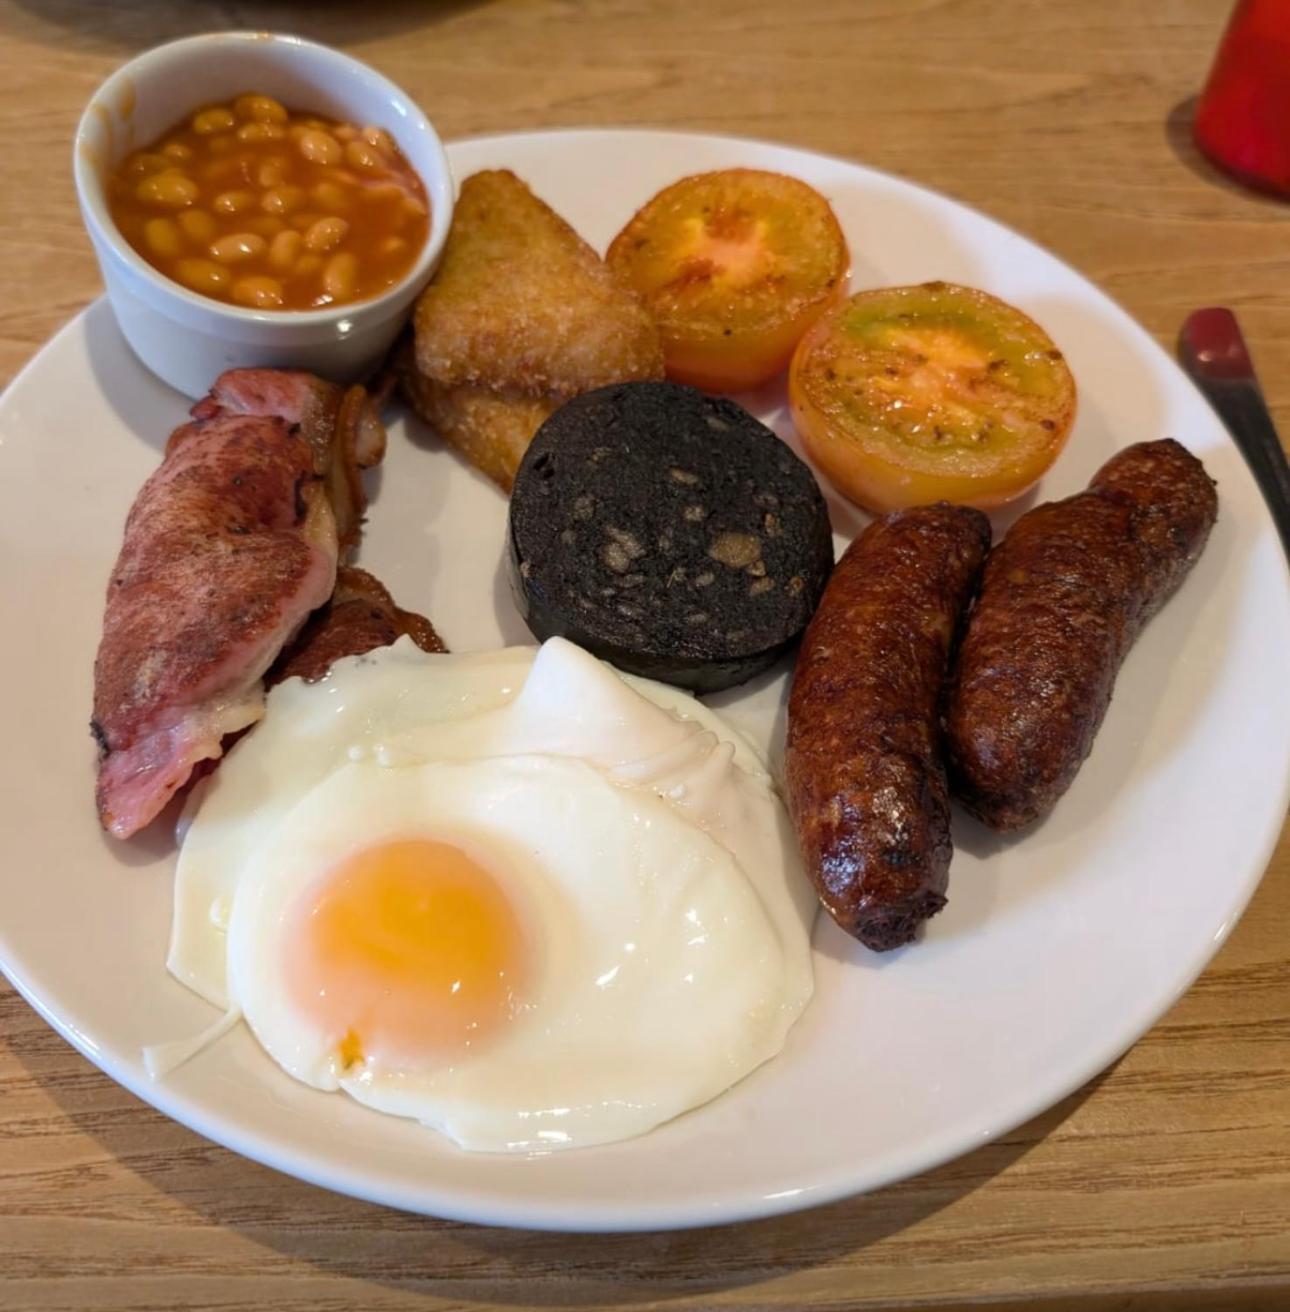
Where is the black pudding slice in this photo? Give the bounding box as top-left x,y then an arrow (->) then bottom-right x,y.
508,381 -> 834,692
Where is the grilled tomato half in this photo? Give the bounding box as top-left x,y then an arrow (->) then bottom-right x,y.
606,169 -> 849,392
789,282 -> 1076,512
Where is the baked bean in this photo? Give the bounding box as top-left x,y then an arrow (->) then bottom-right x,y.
361,126 -> 396,154
234,94 -> 287,124
303,216 -> 348,252
107,93 -> 429,309
298,129 -> 342,166
261,185 -> 307,215
174,258 -> 231,295
192,107 -> 235,135
237,121 -> 286,143
201,158 -> 243,186
231,275 -> 285,308
124,152 -> 168,178
310,180 -> 351,211
268,229 -> 303,271
213,190 -> 256,214
177,209 -> 217,243
359,181 -> 405,204
257,157 -> 288,188
247,215 -> 286,238
137,170 -> 199,208
210,232 -> 267,263
345,140 -> 385,172
322,251 -> 358,300
144,217 -> 183,259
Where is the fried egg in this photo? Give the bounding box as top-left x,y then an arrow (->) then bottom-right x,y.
163,637 -> 815,1152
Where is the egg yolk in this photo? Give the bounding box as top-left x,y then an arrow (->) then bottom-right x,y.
285,839 -> 528,1068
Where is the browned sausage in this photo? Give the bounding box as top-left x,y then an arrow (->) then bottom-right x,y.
945,439 -> 1217,831
786,504 -> 991,951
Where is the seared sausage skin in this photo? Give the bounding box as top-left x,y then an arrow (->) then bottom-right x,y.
946,439 -> 1217,831
786,504 -> 991,951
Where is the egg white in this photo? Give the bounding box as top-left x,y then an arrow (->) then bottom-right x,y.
169,645 -> 534,1006
228,752 -> 803,1152
166,637 -> 816,1152
170,639 -> 782,1009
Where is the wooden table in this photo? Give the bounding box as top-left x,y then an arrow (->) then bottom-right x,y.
2,2 -> 1288,1308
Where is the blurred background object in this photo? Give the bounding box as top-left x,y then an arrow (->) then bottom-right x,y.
1194,0 -> 1290,195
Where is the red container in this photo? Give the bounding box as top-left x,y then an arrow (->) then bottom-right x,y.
1194,0 -> 1290,195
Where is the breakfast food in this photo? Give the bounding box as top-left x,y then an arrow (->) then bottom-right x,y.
192,367 -> 385,550
399,369 -> 557,493
107,93 -> 429,309
508,380 -> 834,692
164,637 -> 816,1151
92,369 -> 385,838
402,169 -> 664,489
789,282 -> 1076,512
946,439 -> 1217,830
786,503 -> 991,950
606,168 -> 849,392
269,566 -> 446,685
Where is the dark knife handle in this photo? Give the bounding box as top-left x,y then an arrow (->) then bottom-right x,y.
1193,376 -> 1290,563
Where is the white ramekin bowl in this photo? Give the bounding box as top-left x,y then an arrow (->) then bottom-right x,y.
73,32 -> 453,398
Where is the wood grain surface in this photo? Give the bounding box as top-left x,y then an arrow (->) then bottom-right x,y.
2,1 -> 1288,1308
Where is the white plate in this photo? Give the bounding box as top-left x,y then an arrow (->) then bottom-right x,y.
2,129 -> 1288,1232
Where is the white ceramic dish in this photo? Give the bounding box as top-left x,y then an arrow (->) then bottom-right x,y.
73,32 -> 453,398
2,129 -> 1288,1232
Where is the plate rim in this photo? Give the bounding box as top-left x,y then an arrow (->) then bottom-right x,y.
3,125 -> 1289,1232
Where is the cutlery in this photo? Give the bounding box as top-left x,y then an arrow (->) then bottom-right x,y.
1179,307 -> 1290,562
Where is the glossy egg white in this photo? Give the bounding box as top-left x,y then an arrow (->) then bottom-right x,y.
168,638 -> 815,1152
229,753 -> 804,1151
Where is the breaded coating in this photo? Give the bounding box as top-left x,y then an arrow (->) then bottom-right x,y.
405,169 -> 664,488
402,366 -> 558,491
415,170 -> 663,394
